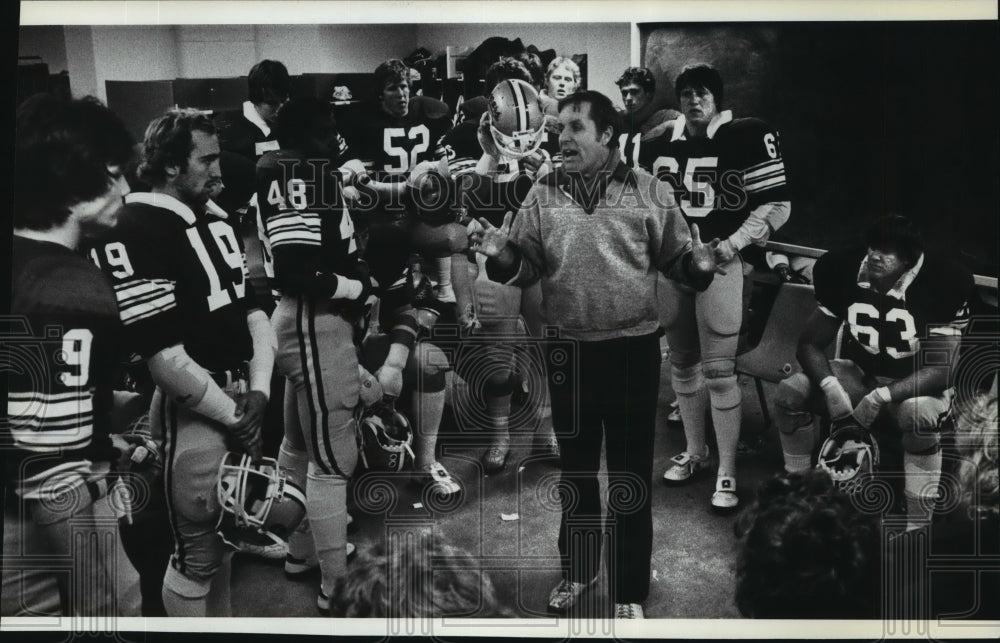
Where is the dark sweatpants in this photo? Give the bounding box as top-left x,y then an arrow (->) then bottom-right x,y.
547,331 -> 660,604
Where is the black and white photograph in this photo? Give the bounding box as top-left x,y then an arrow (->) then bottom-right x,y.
4,1 -> 998,639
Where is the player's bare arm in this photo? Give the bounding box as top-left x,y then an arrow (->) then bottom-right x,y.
796,309 -> 854,419
146,344 -> 241,426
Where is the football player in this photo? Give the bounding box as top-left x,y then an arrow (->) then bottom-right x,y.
7,94 -> 135,616
213,60 -> 291,216
90,109 -> 276,616
216,59 -> 289,161
641,63 -> 791,511
775,215 -> 973,530
343,56 -> 467,322
614,67 -> 679,168
358,251 -> 458,497
257,97 -> 369,613
443,61 -> 561,470
343,59 -> 464,489
540,56 -> 580,110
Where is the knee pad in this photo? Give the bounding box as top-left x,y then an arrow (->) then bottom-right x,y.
775,375 -> 815,435
163,562 -> 211,599
408,343 -> 448,392
702,358 -> 735,381
774,374 -> 811,412
670,364 -> 705,397
898,399 -> 942,454
307,460 -> 350,484
278,439 -> 309,490
704,372 -> 740,410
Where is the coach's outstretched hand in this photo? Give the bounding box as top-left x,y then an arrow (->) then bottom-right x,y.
690,224 -> 726,276
470,211 -> 515,268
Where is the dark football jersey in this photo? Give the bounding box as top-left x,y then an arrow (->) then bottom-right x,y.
253,135 -> 355,299
256,149 -> 364,299
5,237 -> 121,498
619,107 -> 679,169
639,111 -> 789,242
442,120 -> 482,179
813,248 -> 973,380
89,193 -> 254,372
344,96 -> 452,183
215,103 -> 281,162
440,114 -> 554,228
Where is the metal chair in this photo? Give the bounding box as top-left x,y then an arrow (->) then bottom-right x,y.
736,282 -> 818,428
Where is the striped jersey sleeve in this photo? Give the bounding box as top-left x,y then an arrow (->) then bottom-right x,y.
729,118 -> 789,208
6,238 -> 122,499
256,151 -> 362,299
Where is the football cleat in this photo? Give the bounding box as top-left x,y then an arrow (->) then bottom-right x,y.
216,452 -> 307,550
356,400 -> 416,473
488,79 -> 546,159
817,418 -> 880,491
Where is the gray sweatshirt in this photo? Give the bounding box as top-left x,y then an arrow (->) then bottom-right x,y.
487,155 -> 710,342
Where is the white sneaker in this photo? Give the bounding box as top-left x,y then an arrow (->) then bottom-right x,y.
237,539 -> 286,561
614,602 -> 645,619
436,283 -> 456,303
284,552 -> 319,580
286,542 -> 356,581
711,475 -> 739,512
413,461 -> 461,496
666,401 -> 682,424
662,448 -> 710,483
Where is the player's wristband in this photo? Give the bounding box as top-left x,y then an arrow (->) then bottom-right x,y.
332,277 -> 363,300
149,344 -> 240,425
820,376 -> 853,420
873,386 -> 892,404
190,384 -> 240,426
388,315 -> 420,352
384,343 -> 410,370
247,309 -> 275,399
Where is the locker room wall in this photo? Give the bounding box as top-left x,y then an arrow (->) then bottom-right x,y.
414,23 -> 631,104
642,22 -> 999,277
19,24 -> 630,109
22,24 -> 418,104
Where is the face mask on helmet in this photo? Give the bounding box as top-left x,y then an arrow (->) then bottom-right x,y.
817,419 -> 881,494
216,452 -> 306,549
488,79 -> 546,159
356,401 -> 415,473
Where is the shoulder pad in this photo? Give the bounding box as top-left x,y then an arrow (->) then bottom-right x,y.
412,95 -> 451,121
28,258 -> 117,316
717,116 -> 774,138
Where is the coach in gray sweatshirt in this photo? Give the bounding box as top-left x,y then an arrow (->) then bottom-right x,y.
471,90 -> 719,619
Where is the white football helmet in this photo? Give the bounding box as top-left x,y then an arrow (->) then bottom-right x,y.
216,452 -> 306,548
488,79 -> 546,159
